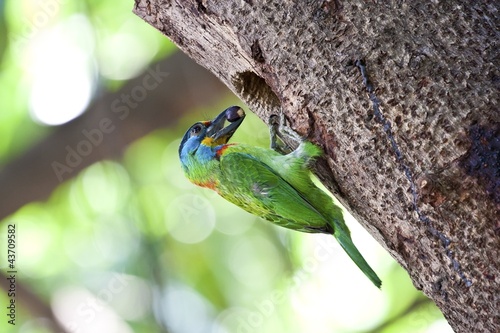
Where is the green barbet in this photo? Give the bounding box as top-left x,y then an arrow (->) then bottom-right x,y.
178,106 -> 381,288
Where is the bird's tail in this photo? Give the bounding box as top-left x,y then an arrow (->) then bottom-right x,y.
335,228 -> 382,289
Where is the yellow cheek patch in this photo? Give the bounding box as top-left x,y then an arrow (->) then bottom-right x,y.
201,137 -> 215,146
202,136 -> 229,146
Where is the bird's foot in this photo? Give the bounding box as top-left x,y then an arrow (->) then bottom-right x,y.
268,111 -> 302,155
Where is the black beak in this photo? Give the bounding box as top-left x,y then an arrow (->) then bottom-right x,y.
206,106 -> 245,143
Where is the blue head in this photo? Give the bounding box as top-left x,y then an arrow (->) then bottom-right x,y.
178,106 -> 245,172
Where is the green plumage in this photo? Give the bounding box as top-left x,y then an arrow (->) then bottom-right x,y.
218,143 -> 328,232
179,107 -> 382,288
219,143 -> 381,288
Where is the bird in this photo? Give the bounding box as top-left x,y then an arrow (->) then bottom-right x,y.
178,106 -> 382,288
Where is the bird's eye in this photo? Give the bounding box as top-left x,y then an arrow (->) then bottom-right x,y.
191,124 -> 203,136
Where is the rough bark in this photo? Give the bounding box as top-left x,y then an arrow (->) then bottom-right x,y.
133,1 -> 499,332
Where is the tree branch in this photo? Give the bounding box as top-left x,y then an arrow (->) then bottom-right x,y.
0,51 -> 229,221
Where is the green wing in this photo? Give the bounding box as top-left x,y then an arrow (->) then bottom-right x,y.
220,151 -> 382,288
219,152 -> 329,233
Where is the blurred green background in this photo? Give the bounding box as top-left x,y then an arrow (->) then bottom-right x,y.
0,1 -> 453,332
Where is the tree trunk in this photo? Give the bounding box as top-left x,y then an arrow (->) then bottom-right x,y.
133,1 -> 499,332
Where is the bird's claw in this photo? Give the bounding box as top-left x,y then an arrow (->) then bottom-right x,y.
268,111 -> 302,155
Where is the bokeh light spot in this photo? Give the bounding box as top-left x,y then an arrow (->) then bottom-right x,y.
158,283 -> 215,333
52,286 -> 133,333
227,235 -> 283,289
27,15 -> 96,125
165,194 -> 215,244
81,161 -> 131,215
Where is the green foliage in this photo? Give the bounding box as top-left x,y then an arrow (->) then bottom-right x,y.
0,0 -> 175,161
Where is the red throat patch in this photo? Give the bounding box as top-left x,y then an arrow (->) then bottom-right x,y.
216,144 -> 235,159
193,179 -> 218,192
